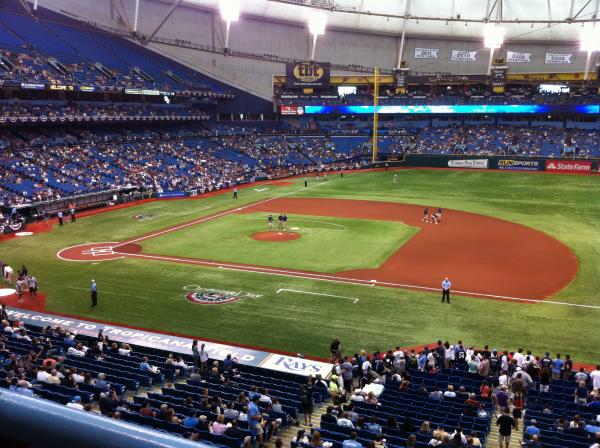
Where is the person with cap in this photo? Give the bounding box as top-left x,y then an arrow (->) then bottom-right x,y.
90,279 -> 97,307
441,277 -> 451,303
329,375 -> 342,399
66,396 -> 84,410
525,419 -> 540,438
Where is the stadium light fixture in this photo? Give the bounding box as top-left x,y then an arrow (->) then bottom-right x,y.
308,11 -> 327,36
220,0 -> 241,50
308,11 -> 327,61
483,24 -> 505,49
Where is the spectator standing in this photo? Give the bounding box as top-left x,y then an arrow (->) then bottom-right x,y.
90,279 -> 97,307
496,408 -> 516,448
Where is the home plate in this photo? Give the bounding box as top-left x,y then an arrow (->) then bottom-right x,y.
278,232 -> 283,235
15,232 -> 33,237
291,227 -> 299,230
0,288 -> 16,297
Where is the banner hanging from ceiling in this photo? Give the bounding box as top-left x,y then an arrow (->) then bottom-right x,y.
507,51 -> 532,63
414,48 -> 439,59
451,50 -> 478,62
544,53 -> 572,64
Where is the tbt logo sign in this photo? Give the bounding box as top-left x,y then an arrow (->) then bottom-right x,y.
286,62 -> 331,88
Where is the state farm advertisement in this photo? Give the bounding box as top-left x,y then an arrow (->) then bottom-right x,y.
545,160 -> 592,173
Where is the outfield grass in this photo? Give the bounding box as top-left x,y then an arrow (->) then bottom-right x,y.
1,170 -> 599,363
140,212 -> 418,272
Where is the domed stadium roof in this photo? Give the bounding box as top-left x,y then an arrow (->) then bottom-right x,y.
188,0 -> 600,42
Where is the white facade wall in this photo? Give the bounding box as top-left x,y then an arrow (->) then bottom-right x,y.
38,0 -> 592,101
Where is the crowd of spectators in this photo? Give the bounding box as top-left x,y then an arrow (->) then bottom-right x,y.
0,100 -> 209,122
0,50 -> 225,97
0,124 -> 365,207
327,341 -> 600,448
376,126 -> 599,158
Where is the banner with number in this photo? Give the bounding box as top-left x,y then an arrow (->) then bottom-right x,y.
507,51 -> 532,63
544,53 -> 572,64
414,48 -> 439,59
451,50 -> 478,62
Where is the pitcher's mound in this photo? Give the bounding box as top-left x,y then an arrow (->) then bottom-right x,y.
251,231 -> 301,242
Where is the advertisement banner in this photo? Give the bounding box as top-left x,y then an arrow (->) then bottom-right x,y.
414,48 -> 439,59
545,53 -> 572,64
280,105 -> 305,116
545,160 -> 592,173
507,51 -> 532,63
392,69 -> 407,88
20,82 -> 46,90
451,50 -> 478,62
496,159 -> 542,171
6,308 -> 268,367
259,354 -> 333,377
448,159 -> 489,169
286,61 -> 330,88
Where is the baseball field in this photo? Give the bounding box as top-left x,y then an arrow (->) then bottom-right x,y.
2,169 -> 600,363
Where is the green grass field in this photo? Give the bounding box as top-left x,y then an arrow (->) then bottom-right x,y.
1,169 -> 600,363
140,212 -> 418,272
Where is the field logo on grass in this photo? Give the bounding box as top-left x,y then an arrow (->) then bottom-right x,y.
183,285 -> 262,305
133,213 -> 155,222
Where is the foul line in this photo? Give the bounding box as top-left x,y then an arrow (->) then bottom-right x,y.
113,251 -> 600,309
112,180 -> 331,249
277,288 -> 359,304
68,286 -> 149,301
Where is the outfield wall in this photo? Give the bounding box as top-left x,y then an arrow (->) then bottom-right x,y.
377,155 -> 600,173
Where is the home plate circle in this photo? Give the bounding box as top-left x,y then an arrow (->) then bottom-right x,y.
15,231 -> 33,237
0,288 -> 16,298
57,242 -> 124,262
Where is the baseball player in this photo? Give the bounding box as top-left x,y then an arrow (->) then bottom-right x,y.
267,214 -> 274,231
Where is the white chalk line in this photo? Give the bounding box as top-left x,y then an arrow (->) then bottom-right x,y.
277,288 -> 359,304
112,180 -> 332,249
68,286 -> 149,301
112,251 -> 599,309
56,242 -> 124,262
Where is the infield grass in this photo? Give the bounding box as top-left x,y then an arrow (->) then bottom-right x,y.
140,213 -> 418,272
1,169 -> 599,363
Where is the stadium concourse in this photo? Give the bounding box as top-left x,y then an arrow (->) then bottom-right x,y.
1,0 -> 600,447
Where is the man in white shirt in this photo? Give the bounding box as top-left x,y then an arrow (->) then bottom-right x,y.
67,343 -> 87,357
71,369 -> 85,384
575,368 -> 588,383
36,368 -> 50,383
513,349 -> 525,367
591,366 -> 600,389
66,396 -> 84,411
199,343 -> 209,369
118,343 -> 132,356
337,413 -> 355,428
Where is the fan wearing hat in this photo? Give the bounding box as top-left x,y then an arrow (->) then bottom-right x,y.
66,395 -> 84,411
